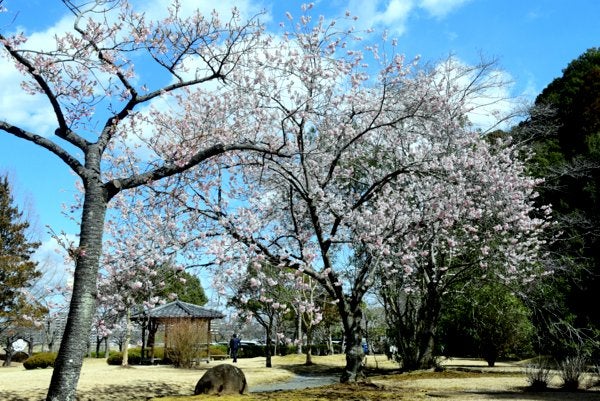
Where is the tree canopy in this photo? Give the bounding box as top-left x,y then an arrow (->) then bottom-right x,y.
0,175 -> 42,317
517,47 -> 600,356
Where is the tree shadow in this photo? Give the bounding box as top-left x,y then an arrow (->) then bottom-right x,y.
434,387 -> 600,400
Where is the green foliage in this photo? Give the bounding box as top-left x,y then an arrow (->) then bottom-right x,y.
439,283 -> 534,365
203,344 -> 227,357
107,348 -> 143,365
238,343 -> 265,358
23,352 -> 57,369
0,175 -> 43,321
156,265 -> 207,306
516,48 -> 600,357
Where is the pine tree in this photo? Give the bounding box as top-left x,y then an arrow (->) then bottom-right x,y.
0,174 -> 43,333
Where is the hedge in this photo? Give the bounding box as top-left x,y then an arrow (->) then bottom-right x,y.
23,352 -> 57,370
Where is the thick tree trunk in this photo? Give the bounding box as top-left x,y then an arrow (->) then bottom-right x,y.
391,283 -> 441,371
265,332 -> 272,368
46,179 -> 108,401
340,307 -> 364,383
341,330 -> 364,382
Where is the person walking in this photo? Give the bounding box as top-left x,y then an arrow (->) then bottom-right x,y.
229,333 -> 241,363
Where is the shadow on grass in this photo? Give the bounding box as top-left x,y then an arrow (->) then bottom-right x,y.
77,382 -> 193,401
0,382 -> 196,401
429,387 -> 600,400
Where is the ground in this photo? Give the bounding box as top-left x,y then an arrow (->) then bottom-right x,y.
0,354 -> 599,401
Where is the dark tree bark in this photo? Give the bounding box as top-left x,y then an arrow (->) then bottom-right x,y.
339,304 -> 365,382
47,175 -> 108,400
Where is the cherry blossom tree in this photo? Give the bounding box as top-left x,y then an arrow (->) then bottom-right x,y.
148,13 -> 553,380
227,262 -> 292,367
0,1 -> 274,399
97,188 -> 189,366
376,134 -> 553,369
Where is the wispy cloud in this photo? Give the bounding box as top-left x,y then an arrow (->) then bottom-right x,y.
419,0 -> 473,19
0,15 -> 75,137
341,0 -> 471,35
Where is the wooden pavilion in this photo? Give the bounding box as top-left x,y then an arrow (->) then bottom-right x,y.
139,300 -> 224,362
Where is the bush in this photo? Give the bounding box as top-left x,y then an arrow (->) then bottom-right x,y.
23,352 -> 57,370
106,347 -> 143,365
167,321 -> 207,368
199,345 -> 227,358
12,351 -> 30,363
525,359 -> 552,391
238,343 -> 264,358
559,355 -> 587,391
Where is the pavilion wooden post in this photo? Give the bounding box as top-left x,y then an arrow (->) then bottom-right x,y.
207,320 -> 211,360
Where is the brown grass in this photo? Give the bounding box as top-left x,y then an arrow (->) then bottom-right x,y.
0,354 -> 598,401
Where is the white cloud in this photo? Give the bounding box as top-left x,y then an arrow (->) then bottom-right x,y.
0,56 -> 56,137
0,15 -> 75,137
341,0 -> 471,35
434,56 -> 520,131
344,0 -> 414,35
375,0 -> 415,25
419,0 -> 472,19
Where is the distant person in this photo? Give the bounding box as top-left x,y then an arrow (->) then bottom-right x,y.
229,333 -> 241,363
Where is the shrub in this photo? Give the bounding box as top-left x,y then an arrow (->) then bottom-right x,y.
12,351 -> 30,363
559,355 -> 587,391
238,343 -> 264,358
23,352 -> 57,370
525,359 -> 552,391
199,345 -> 227,358
106,347 -> 143,365
167,321 -> 206,368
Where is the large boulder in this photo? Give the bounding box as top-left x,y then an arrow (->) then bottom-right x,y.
194,364 -> 249,395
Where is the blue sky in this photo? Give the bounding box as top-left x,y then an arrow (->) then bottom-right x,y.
1,0 -> 599,264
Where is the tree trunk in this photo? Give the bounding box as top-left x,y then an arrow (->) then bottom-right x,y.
264,331 -> 272,368
339,308 -> 364,383
46,178 -> 108,401
296,309 -> 303,354
3,339 -> 14,367
103,337 -> 109,360
305,325 -> 314,366
140,314 -> 147,362
122,308 -> 132,367
340,330 -> 364,382
95,336 -> 102,358
392,284 -> 441,371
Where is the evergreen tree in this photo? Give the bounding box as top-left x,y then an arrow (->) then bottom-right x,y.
0,175 -> 42,316
0,174 -> 45,365
159,266 -> 208,306
516,48 -> 600,357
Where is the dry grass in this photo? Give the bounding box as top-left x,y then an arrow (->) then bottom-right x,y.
1,354 -> 599,401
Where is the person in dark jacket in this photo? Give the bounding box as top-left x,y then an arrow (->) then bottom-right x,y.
229,333 -> 241,362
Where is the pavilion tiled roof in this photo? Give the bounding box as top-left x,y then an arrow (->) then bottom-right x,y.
145,300 -> 224,319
